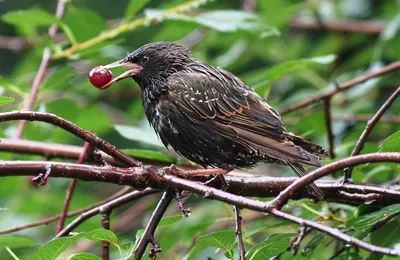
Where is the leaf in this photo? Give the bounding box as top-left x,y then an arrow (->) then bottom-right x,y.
158,215 -> 184,228
122,149 -> 176,163
39,233 -> 85,260
0,236 -> 38,248
379,131 -> 400,152
196,230 -> 236,252
83,229 -> 119,247
64,7 -> 106,42
0,96 -> 14,106
254,54 -> 336,96
115,124 -> 164,147
67,253 -> 102,260
125,0 -> 149,20
346,204 -> 400,230
246,233 -> 296,260
39,229 -> 119,260
334,253 -> 364,260
381,13 -> 400,42
193,10 -> 262,32
302,233 -> 325,257
2,9 -> 60,36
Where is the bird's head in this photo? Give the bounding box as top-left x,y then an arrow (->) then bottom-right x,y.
102,42 -> 192,90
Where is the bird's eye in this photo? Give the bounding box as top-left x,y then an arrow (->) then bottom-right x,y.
140,56 -> 149,64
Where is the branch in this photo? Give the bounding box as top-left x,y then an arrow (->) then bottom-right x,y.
280,61 -> 400,115
323,97 -> 335,158
51,0 -> 209,60
344,86 -> 400,181
15,0 -> 68,138
158,173 -> 400,256
134,191 -> 174,260
1,160 -> 400,205
234,206 -> 246,260
55,189 -> 158,237
289,17 -> 384,34
56,142 -> 91,233
0,111 -> 139,167
272,153 -> 400,209
101,210 -> 111,260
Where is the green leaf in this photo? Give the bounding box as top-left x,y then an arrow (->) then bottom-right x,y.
39,229 -> 119,260
39,233 -> 85,260
254,54 -> 336,96
64,7 -> 106,42
335,253 -> 364,260
246,233 -> 296,260
0,236 -> 38,248
302,233 -> 325,257
67,253 -> 102,260
346,204 -> 400,230
115,124 -> 164,147
0,96 -> 14,106
2,9 -> 60,36
83,229 -> 119,247
122,149 -> 176,163
196,230 -> 236,252
125,0 -> 149,20
158,215 -> 184,228
379,131 -> 400,152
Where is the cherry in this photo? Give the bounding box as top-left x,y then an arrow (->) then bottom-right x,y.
88,66 -> 114,89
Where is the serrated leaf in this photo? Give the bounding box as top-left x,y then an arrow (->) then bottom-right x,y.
67,253 -> 102,260
0,96 -> 14,106
246,233 -> 296,260
196,230 -> 236,252
115,124 -> 164,147
346,204 -> 400,229
125,0 -> 149,20
254,54 -> 336,96
122,149 -> 176,163
379,131 -> 400,152
84,229 -> 118,247
0,236 -> 38,248
39,233 -> 85,260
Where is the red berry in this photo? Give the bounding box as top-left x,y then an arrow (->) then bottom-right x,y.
88,66 -> 114,89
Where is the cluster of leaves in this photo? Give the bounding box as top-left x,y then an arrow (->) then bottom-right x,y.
0,0 -> 400,259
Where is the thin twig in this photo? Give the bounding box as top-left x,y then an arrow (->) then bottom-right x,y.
56,189 -> 158,237
234,206 -> 246,260
291,225 -> 308,255
0,186 -> 131,235
158,173 -> 400,256
101,209 -> 111,260
323,97 -> 335,158
56,142 -> 91,233
280,61 -> 400,115
0,111 -> 140,167
272,153 -> 400,209
134,191 -> 174,260
344,86 -> 400,181
14,0 -> 68,138
289,17 -> 384,34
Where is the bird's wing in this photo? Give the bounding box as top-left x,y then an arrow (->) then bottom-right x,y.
168,64 -> 322,166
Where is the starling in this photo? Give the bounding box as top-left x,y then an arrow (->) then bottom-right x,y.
101,42 -> 326,200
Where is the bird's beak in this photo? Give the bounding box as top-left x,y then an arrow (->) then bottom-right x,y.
101,60 -> 143,89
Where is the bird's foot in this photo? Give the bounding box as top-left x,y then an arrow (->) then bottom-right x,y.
337,176 -> 354,186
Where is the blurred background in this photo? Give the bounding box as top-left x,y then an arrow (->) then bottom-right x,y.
0,0 -> 400,259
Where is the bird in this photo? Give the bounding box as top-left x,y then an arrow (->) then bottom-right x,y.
101,41 -> 327,200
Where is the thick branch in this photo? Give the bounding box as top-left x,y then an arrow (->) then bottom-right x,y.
0,111 -> 139,167
272,153 -> 400,208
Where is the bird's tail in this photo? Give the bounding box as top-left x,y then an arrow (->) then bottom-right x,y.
288,163 -> 324,200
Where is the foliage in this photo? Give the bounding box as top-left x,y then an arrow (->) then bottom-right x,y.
0,0 -> 400,259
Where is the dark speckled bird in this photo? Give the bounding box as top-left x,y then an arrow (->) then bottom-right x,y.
102,41 -> 327,200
